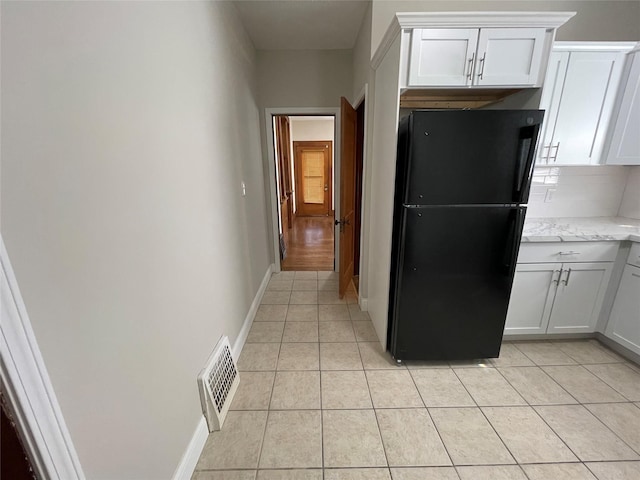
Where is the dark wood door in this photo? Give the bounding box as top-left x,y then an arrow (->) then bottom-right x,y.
275,116 -> 293,228
294,141 -> 332,216
339,97 -> 357,297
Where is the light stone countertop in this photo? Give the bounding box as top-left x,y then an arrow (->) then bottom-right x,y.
522,217 -> 640,243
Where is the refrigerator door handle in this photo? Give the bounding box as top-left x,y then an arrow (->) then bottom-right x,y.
504,208 -> 526,275
513,124 -> 541,203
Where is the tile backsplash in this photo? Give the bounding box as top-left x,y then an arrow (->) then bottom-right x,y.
527,166 -> 629,218
618,166 -> 640,219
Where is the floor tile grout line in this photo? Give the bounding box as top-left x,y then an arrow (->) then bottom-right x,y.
495,364 -> 582,406
449,367 -> 520,466
552,340 -> 624,365
582,402 -> 640,457
318,330 -> 325,480
405,366 -> 456,470
577,402 -> 640,458
490,368 -> 585,463
493,358 -> 621,465
583,363 -> 640,402
543,363 -> 629,404
357,337 -> 391,469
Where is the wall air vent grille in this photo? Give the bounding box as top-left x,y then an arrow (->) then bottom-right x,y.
197,336 -> 239,432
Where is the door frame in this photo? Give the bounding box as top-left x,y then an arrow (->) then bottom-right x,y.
293,140 -> 333,217
265,107 -> 341,273
351,85 -> 370,307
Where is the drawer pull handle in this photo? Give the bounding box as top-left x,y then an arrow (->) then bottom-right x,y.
632,273 -> 640,279
558,251 -> 580,256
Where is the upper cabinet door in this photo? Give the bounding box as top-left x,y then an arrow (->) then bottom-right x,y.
606,50 -> 640,165
537,51 -> 570,164
475,28 -> 547,86
408,28 -> 478,86
547,50 -> 627,165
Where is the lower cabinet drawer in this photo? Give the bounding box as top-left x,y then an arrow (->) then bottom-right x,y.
518,241 -> 619,263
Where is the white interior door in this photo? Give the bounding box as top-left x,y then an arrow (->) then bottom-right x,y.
408,28 -> 478,86
505,263 -> 560,335
475,28 -> 546,86
547,262 -> 613,333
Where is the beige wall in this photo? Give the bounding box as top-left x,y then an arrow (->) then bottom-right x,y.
290,117 -> 335,141
257,49 -> 353,108
352,1 -> 374,100
0,1 -> 270,478
371,1 -> 640,58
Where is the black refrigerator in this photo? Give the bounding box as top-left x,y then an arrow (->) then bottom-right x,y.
388,110 -> 543,361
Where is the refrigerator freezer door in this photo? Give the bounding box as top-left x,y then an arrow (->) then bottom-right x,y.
389,205 -> 526,361
402,110 -> 543,205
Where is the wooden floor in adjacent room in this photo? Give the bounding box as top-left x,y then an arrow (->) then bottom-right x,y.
281,216 -> 334,271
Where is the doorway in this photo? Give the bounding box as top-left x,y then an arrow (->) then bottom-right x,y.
265,98 -> 367,297
269,113 -> 337,271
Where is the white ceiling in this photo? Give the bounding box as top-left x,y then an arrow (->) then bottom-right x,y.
233,0 -> 370,50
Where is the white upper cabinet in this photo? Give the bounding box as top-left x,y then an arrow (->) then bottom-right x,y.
409,29 -> 479,86
408,27 -> 547,87
476,28 -> 547,86
537,43 -> 634,165
606,48 -> 640,165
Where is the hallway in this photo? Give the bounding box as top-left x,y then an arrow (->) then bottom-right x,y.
192,271 -> 640,480
281,217 -> 335,272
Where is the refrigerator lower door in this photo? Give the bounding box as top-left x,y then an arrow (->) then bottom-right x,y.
389,205 -> 525,361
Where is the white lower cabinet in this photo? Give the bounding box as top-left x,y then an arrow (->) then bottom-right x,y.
506,261 -> 613,335
505,263 -> 559,335
605,264 -> 640,355
547,262 -> 614,333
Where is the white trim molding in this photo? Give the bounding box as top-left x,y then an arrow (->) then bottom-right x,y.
0,235 -> 85,480
264,107 -> 341,272
552,41 -> 638,52
171,417 -> 208,480
232,263 -> 273,359
372,11 -> 576,69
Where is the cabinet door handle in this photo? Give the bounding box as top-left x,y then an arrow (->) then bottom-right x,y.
477,52 -> 486,80
632,273 -> 640,278
541,144 -> 551,164
557,251 -> 580,256
561,268 -> 572,286
552,269 -> 562,285
466,52 -> 475,81
549,142 -> 561,162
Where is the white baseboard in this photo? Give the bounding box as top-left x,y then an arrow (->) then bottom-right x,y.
0,236 -> 85,479
172,263 -> 273,480
359,297 -> 368,311
232,263 -> 273,359
171,417 -> 208,480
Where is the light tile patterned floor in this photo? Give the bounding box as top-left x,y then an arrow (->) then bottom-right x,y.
193,271 -> 640,480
